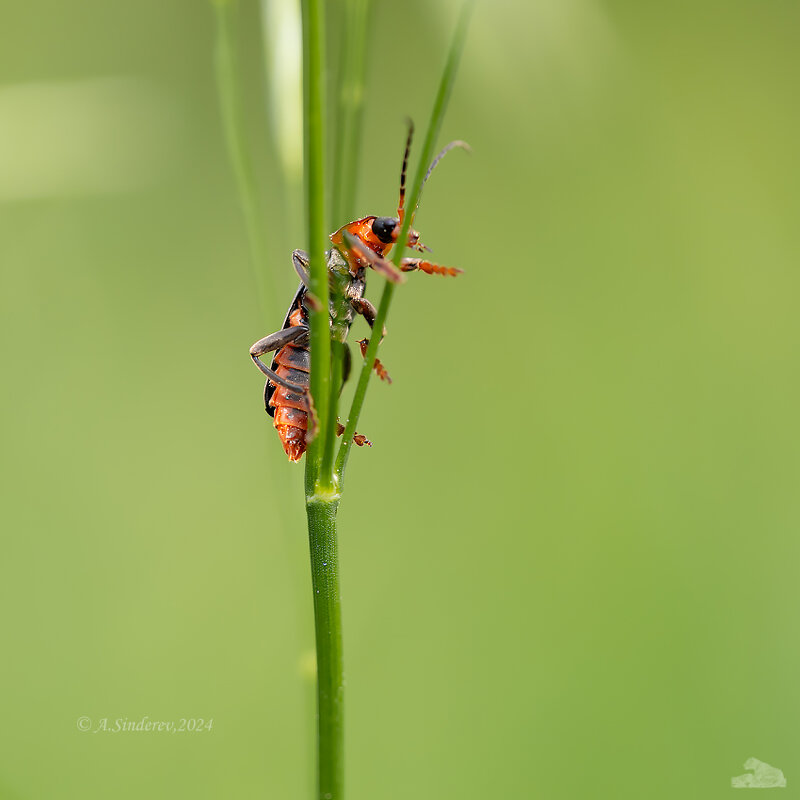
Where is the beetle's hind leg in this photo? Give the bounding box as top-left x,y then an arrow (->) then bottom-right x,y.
249,327 -> 308,388
351,297 -> 392,384
249,326 -> 319,441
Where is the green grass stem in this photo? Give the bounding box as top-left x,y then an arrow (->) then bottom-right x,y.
302,0 -> 331,493
305,496 -> 344,799
300,1 -> 344,798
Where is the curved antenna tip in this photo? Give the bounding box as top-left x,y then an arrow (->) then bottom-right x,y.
415,140 -> 472,217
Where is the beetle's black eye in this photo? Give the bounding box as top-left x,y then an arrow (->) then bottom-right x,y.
371,216 -> 397,244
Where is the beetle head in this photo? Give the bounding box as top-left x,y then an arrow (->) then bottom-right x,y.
370,216 -> 429,252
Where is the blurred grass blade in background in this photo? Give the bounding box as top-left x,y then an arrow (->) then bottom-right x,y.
0,77 -> 176,200
214,0 -> 273,321
260,0 -> 303,184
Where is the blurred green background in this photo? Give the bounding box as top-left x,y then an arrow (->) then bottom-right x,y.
2,1 -> 799,797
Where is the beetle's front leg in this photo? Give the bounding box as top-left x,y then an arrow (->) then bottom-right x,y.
343,231 -> 405,283
400,258 -> 462,277
351,297 -> 392,384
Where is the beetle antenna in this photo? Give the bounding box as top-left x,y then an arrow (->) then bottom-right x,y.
414,140 -> 471,216
397,119 -> 414,224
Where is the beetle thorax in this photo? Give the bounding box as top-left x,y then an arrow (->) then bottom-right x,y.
327,247 -> 365,343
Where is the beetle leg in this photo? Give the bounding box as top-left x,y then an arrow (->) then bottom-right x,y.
350,297 -> 387,339
342,343 -> 352,385
251,326 -> 319,443
357,338 -> 392,384
250,326 -> 308,357
350,298 -> 391,382
399,257 -> 462,277
336,421 -> 372,448
292,249 -> 310,285
252,362 -> 308,394
351,296 -> 377,327
250,327 -> 309,391
303,389 -> 319,443
342,231 -> 405,284
291,249 -> 325,310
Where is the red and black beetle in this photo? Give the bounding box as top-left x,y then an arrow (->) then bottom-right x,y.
249,124 -> 466,461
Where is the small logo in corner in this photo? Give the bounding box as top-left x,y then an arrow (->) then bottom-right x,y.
732,758 -> 786,789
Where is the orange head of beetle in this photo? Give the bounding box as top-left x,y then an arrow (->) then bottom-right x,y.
367,215 -> 429,254
330,215 -> 428,269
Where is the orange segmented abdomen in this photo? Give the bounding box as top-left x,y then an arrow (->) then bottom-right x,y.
269,342 -> 310,462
